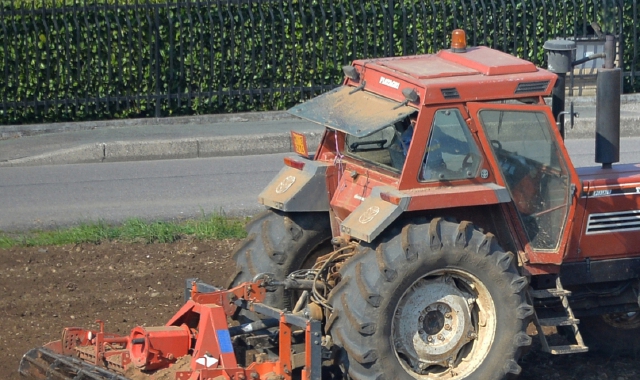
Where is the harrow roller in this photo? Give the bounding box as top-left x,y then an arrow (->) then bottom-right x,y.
19,347 -> 129,380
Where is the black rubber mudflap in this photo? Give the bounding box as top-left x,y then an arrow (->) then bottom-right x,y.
19,347 -> 130,380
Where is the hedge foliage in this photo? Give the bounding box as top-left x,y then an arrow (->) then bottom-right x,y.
0,0 -> 637,124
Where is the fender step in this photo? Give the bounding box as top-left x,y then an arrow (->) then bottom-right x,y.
549,344 -> 589,355
528,277 -> 588,355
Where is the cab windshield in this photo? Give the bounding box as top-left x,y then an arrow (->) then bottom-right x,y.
344,112 -> 418,172
479,109 -> 570,251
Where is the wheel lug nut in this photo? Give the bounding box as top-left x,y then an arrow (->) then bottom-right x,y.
418,316 -> 424,322
468,331 -> 477,339
438,334 -> 444,341
444,324 -> 452,331
445,313 -> 452,319
427,336 -> 433,342
419,329 -> 425,335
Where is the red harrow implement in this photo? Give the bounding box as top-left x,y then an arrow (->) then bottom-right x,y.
19,278 -> 324,380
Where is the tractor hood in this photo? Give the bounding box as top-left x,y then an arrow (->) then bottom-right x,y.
287,86 -> 415,138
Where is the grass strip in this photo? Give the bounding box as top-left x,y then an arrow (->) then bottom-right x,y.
0,215 -> 247,249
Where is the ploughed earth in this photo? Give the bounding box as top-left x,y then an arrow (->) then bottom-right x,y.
1,240 -> 637,380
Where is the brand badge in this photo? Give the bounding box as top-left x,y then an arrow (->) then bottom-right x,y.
592,189 -> 612,197
379,76 -> 400,89
359,206 -> 380,224
276,176 -> 296,194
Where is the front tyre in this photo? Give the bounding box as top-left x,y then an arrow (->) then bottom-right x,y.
580,312 -> 640,357
326,218 -> 533,380
227,209 -> 332,310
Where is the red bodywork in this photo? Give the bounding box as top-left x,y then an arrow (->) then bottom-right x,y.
567,164 -> 640,261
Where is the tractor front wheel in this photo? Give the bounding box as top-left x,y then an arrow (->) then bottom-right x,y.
580,312 -> 640,357
227,209 -> 332,310
326,218 -> 532,380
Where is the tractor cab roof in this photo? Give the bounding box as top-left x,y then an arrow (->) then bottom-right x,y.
352,46 -> 557,105
288,44 -> 557,137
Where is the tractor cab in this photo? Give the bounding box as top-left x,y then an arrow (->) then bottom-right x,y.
278,30 -> 577,267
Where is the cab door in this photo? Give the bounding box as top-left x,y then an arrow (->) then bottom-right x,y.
467,102 -> 580,265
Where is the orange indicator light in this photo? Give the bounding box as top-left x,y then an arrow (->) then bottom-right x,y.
380,192 -> 402,205
284,156 -> 305,170
451,29 -> 467,52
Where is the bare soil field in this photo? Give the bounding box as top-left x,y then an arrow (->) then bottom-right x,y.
1,241 -> 638,380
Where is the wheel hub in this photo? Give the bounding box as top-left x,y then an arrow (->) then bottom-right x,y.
393,275 -> 476,370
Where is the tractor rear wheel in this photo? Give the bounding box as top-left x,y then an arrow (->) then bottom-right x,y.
227,209 -> 332,310
580,312 -> 640,357
326,218 -> 532,380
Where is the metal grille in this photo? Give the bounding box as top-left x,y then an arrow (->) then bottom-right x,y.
441,88 -> 461,99
0,0 -> 637,125
515,81 -> 551,94
586,210 -> 640,234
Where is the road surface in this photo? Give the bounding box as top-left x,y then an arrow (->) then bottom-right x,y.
1,137 -> 639,231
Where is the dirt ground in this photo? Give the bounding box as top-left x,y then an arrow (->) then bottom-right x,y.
1,240 -> 638,380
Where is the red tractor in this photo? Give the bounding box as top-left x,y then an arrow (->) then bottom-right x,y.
20,30 -> 640,380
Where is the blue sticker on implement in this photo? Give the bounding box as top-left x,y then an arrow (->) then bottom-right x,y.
216,329 -> 234,353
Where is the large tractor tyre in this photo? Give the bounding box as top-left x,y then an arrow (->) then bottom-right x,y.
227,209 -> 332,310
326,218 -> 533,380
579,312 -> 640,357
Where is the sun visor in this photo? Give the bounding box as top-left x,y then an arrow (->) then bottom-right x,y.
287,86 -> 416,138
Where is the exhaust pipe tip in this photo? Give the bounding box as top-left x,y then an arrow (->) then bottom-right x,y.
595,68 -> 621,168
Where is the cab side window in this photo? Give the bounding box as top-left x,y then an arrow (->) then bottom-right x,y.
420,109 -> 481,181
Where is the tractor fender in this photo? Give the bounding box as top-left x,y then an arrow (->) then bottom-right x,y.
341,183 -> 511,242
258,158 -> 332,212
339,186 -> 410,242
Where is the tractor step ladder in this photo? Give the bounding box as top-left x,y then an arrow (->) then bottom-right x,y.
528,277 -> 588,355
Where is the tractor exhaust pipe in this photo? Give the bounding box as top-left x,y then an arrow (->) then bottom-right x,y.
595,35 -> 620,169
544,39 -> 576,139
544,36 -> 621,168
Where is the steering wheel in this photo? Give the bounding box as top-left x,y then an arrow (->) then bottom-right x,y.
461,153 -> 476,170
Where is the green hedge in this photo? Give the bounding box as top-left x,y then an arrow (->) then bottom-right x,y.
0,0 -> 637,124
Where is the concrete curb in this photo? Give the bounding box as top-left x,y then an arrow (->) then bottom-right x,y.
0,110 -> 295,139
0,131 -> 323,167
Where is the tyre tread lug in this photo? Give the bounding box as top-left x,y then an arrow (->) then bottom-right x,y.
455,221 -> 472,248
514,331 -> 532,347
477,232 -> 494,255
401,224 -> 418,262
375,245 -> 397,282
516,303 -> 534,319
429,217 -> 443,250
334,326 -> 378,364
504,359 -> 522,375
511,276 -> 529,293
496,251 -> 514,271
341,292 -> 376,335
356,262 -> 381,307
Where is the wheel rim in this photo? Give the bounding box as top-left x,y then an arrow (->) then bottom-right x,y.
602,312 -> 640,329
391,269 -> 496,378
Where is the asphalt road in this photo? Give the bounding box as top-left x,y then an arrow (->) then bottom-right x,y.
0,153 -> 285,231
1,137 -> 639,232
